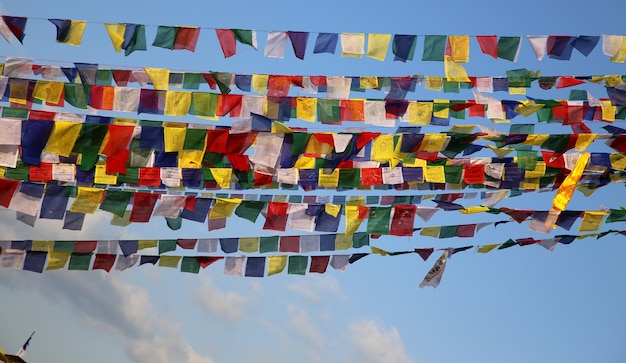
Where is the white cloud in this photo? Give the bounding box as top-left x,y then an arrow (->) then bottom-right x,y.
193,276 -> 260,322
287,304 -> 327,351
348,319 -> 415,363
286,275 -> 346,303
0,269 -> 213,363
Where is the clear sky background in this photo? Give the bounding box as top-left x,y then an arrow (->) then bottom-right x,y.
0,1 -> 625,363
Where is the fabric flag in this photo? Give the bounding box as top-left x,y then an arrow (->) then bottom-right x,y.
552,153 -> 590,211
244,257 -> 265,277
419,249 -> 449,288
527,35 -> 548,60
215,29 -> 241,58
476,35 -> 498,58
392,34 -> 417,62
444,55 -> 470,82
264,31 -> 288,58
48,19 -> 87,46
129,192 -> 159,222
422,35 -> 447,61
497,36 -> 521,62
23,252 -> 47,273
341,33 -> 365,58
224,256 -> 245,276
115,255 -> 139,271
122,24 -> 147,56
366,33 -> 391,61
268,255 -> 288,276
314,33 -> 338,54
288,31 -> 309,60
16,331 -> 34,358
1,16 -> 27,43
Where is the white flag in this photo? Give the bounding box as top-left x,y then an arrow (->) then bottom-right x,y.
419,250 -> 449,288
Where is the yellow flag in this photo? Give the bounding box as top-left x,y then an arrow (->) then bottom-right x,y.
360,76 -> 379,89
293,156 -> 316,169
252,74 -> 269,93
33,80 -> 64,104
210,168 -> 232,189
610,153 -> 626,171
318,169 -> 340,188
209,198 -> 241,219
46,252 -> 71,270
515,100 -> 544,116
139,240 -> 158,250
70,187 -> 105,214
345,206 -> 364,234
179,150 -> 204,169
520,178 -> 540,190
552,153 -> 590,211
44,121 -> 82,156
575,134 -> 597,151
9,79 -> 28,104
335,234 -> 352,250
610,36 -> 626,63
104,23 -> 126,52
144,67 -> 170,90
371,135 -> 394,163
407,102 -> 433,125
459,206 -> 490,214
508,87 -> 526,95
366,33 -> 391,61
423,166 -> 445,183
523,134 -> 550,146
524,161 -> 546,179
64,21 -> 87,46
272,121 -> 293,134
420,227 -> 440,237
325,203 -> 341,218
448,35 -> 469,62
296,97 -> 317,122
444,56 -> 470,82
425,76 -> 443,91
601,100 -> 616,121
158,256 -> 182,268
239,238 -> 259,253
371,246 -> 389,256
477,244 -> 499,253
164,126 -> 186,153
268,255 -> 288,276
419,134 -> 447,152
32,240 -> 54,252
164,91 -> 192,116
94,164 -> 118,184
578,211 -> 607,232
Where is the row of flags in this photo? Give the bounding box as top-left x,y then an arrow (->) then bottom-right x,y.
4,58 -> 625,92
2,16 -> 626,62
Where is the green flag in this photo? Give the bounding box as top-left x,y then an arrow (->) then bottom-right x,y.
54,241 -> 76,252
152,26 -> 177,49
158,239 -> 177,254
235,200 -> 265,223
100,190 -> 132,217
125,25 -> 147,56
422,35 -> 447,61
180,256 -> 200,274
366,207 -> 391,234
260,236 -> 279,253
288,255 -> 308,275
68,252 -> 92,270
497,36 -> 521,61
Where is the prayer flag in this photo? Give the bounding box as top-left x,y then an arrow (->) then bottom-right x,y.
48,19 -> 86,46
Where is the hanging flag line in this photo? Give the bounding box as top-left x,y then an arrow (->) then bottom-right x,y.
2,77 -> 624,126
2,57 -> 624,96
2,16 -> 626,63
1,229 -> 624,277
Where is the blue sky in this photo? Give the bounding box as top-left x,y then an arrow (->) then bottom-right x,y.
0,0 -> 625,363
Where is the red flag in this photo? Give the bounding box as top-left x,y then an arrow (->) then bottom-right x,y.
0,179 -> 19,208
390,204 -> 416,236
263,202 -> 289,231
93,254 -> 116,272
309,255 -> 330,273
130,192 -> 159,222
215,29 -> 237,58
174,27 -> 200,52
476,35 -> 498,58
